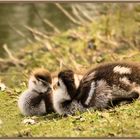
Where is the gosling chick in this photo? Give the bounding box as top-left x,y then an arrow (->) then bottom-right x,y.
52,70 -> 84,115
18,68 -> 53,116
77,62 -> 140,109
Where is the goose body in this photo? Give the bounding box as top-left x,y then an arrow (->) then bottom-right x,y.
18,89 -> 46,116
77,62 -> 140,109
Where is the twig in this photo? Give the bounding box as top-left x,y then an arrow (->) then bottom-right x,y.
96,32 -> 119,47
24,25 -> 49,39
0,58 -> 15,66
71,5 -> 89,24
43,19 -> 60,34
42,40 -> 53,51
9,24 -> 33,44
32,4 -> 60,34
0,57 -> 18,72
55,3 -> 82,26
120,38 -> 137,49
75,5 -> 94,22
2,44 -> 25,67
119,52 -> 139,60
3,44 -> 18,62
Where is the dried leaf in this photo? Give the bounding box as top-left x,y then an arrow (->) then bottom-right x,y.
22,119 -> 36,125
0,83 -> 6,91
101,112 -> 110,118
80,117 -> 86,122
73,116 -> 86,122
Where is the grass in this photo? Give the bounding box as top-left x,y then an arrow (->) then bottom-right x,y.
0,4 -> 140,137
1,89 -> 140,137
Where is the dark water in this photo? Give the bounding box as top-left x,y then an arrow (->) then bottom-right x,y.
0,3 -> 74,57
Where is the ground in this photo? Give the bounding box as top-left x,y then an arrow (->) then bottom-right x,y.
0,5 -> 140,137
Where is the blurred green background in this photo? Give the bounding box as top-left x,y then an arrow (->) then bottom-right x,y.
0,3 -> 138,56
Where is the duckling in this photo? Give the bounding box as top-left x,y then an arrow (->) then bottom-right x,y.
52,70 -> 85,115
77,62 -> 140,109
53,62 -> 140,115
18,68 -> 53,116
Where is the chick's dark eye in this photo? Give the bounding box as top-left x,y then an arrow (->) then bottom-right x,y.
57,82 -> 60,86
42,82 -> 47,86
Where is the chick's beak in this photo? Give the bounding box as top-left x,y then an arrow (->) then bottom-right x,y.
53,83 -> 58,90
44,83 -> 52,94
48,86 -> 52,92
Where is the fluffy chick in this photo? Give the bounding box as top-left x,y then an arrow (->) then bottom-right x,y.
18,68 -> 53,116
52,70 -> 84,115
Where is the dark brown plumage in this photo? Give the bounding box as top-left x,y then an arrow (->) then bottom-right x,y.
76,62 -> 140,109
52,69 -> 84,115
32,68 -> 52,84
42,91 -> 53,113
58,69 -> 77,100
